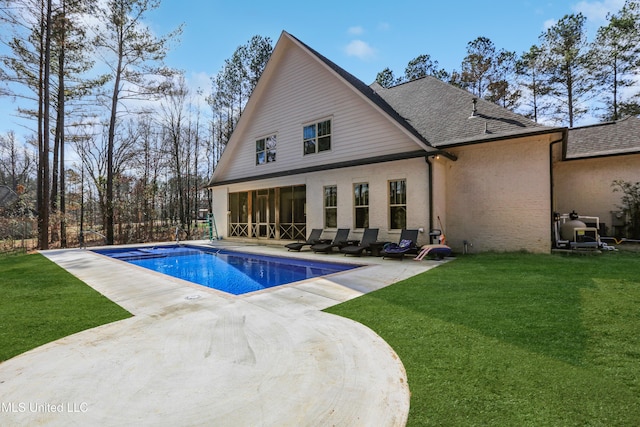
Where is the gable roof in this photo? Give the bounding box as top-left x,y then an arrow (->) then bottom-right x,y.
374,77 -> 559,147
209,31 -> 566,186
209,31 -> 445,186
286,33 -> 434,149
291,32 -> 561,148
566,116 -> 640,159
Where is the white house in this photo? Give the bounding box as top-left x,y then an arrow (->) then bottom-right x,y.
208,31 -> 585,253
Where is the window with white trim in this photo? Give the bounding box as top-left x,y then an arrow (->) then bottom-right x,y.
389,179 -> 407,229
303,119 -> 331,155
354,183 -> 369,229
256,134 -> 276,165
324,185 -> 337,228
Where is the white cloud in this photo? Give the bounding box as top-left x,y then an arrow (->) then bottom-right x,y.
348,26 -> 364,35
344,40 -> 376,60
572,0 -> 625,23
186,71 -> 213,111
188,72 -> 213,95
541,1 -> 624,35
542,18 -> 557,31
377,22 -> 390,31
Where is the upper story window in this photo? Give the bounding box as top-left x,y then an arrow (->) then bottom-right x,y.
303,119 -> 331,155
256,135 -> 276,165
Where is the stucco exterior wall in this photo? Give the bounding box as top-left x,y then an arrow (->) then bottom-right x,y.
211,158 -> 431,246
554,153 -> 640,234
445,136 -> 552,253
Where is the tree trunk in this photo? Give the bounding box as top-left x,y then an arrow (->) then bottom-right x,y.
39,0 -> 53,250
59,30 -> 67,248
106,42 -> 124,245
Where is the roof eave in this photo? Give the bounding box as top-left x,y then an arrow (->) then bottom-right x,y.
284,32 -> 435,151
434,127 -> 566,149
565,148 -> 640,161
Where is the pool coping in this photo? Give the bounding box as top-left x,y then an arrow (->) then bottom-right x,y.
91,242 -> 373,297
0,240 -> 451,426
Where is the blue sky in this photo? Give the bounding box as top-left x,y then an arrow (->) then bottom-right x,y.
0,0 -> 627,138
148,0 -> 624,92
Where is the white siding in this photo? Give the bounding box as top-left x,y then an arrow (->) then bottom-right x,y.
213,43 -> 424,183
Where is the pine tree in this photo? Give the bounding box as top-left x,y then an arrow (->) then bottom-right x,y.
207,35 -> 273,163
539,13 -> 594,127
486,50 -> 520,110
403,54 -> 449,82
460,36 -> 495,98
516,45 -> 552,122
588,0 -> 640,121
94,0 -> 181,245
374,67 -> 398,88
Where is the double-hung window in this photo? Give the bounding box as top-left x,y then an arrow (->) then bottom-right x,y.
324,186 -> 337,228
303,119 -> 331,155
354,183 -> 369,229
389,179 -> 407,229
256,134 -> 276,165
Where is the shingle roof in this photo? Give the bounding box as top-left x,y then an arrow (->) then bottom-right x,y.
566,116 -> 640,159
374,77 -> 558,147
287,32 -> 561,149
291,31 -> 640,161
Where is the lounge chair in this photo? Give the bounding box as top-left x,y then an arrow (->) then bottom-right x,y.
414,244 -> 452,261
285,228 -> 323,251
340,228 -> 379,256
311,228 -> 350,253
381,229 -> 419,260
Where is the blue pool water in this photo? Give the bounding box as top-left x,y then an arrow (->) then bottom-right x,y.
93,245 -> 361,295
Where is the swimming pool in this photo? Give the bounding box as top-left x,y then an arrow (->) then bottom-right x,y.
93,245 -> 362,295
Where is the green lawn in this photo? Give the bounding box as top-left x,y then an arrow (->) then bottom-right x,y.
325,252 -> 640,426
0,253 -> 131,362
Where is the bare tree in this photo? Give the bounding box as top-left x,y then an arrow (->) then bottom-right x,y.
159,75 -> 189,230
93,0 -> 181,244
0,131 -> 35,191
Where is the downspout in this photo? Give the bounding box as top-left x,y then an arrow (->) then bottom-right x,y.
425,156 -> 434,232
549,130 -> 568,250
425,149 -> 457,233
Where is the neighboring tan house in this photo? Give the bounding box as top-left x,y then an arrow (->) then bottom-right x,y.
554,116 -> 640,237
207,31 -> 568,253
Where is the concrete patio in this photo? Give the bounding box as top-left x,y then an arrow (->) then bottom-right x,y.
0,241 -> 448,426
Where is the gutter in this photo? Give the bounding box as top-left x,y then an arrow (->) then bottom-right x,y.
209,149 -> 457,187
428,149 -> 457,161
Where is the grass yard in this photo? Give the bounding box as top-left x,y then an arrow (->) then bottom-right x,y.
325,252 -> 640,426
0,253 -> 131,362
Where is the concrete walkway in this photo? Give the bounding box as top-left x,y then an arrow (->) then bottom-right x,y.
0,241 -> 447,426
